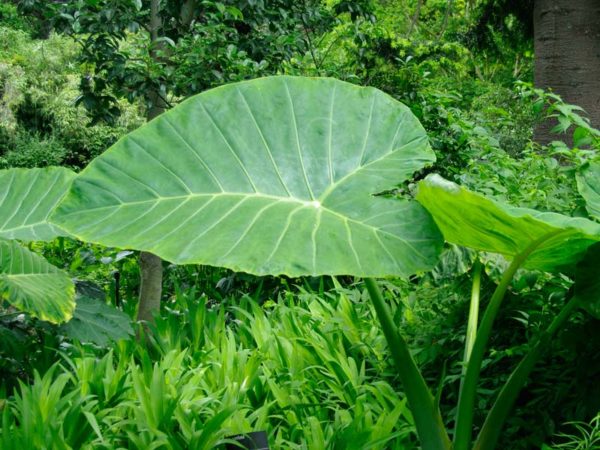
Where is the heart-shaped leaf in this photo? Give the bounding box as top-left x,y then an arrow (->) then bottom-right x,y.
576,161 -> 600,221
0,167 -> 76,242
52,77 -> 442,277
0,239 -> 75,323
416,174 -> 600,273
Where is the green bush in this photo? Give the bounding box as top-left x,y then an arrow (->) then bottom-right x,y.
0,132 -> 67,168
0,26 -> 143,169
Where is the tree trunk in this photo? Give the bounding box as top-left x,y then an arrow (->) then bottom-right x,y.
534,0 -> 600,145
136,0 -> 165,323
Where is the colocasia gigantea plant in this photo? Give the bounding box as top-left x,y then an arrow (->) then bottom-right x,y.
3,77 -> 600,449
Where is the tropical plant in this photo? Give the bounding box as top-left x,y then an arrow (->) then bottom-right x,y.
416,175 -> 600,450
49,75 -> 449,448
7,76 -> 597,449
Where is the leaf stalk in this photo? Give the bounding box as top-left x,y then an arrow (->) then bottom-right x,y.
364,278 -> 451,450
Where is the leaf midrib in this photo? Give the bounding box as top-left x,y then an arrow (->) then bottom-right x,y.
55,191 -> 432,249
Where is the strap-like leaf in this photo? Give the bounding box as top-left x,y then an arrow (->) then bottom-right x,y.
52,77 -> 442,277
0,167 -> 76,242
0,239 -> 75,323
416,174 -> 600,273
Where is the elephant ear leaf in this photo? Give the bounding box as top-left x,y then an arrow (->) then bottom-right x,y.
576,161 -> 600,221
0,239 -> 75,324
416,174 -> 600,273
0,167 -> 76,242
574,242 -> 600,318
52,76 -> 443,278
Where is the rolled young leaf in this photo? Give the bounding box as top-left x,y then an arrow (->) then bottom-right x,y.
52,76 -> 443,278
0,167 -> 76,242
576,161 -> 600,221
0,238 -> 75,323
416,174 -> 600,273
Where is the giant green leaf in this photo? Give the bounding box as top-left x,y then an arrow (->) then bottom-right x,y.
0,239 -> 75,323
416,174 -> 600,273
576,161 -> 600,221
0,167 -> 76,242
52,76 -> 442,277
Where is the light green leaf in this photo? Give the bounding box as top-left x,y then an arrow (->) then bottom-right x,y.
61,296 -> 134,345
416,174 -> 600,273
0,239 -> 75,323
576,161 -> 600,221
574,242 -> 600,318
0,167 -> 76,242
52,76 -> 442,277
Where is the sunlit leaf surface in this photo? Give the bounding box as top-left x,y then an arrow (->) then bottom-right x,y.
53,77 -> 442,277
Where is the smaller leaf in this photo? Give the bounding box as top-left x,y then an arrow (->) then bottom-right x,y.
61,296 -> 134,346
0,239 -> 75,324
573,127 -> 592,148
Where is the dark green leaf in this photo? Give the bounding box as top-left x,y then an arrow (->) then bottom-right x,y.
61,296 -> 134,346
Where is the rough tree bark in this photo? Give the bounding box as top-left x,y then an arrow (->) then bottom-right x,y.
534,0 -> 600,144
137,0 -> 165,323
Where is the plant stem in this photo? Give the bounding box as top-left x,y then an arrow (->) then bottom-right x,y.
364,278 -> 451,450
453,231 -> 564,450
463,258 -> 482,367
473,293 -> 580,450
